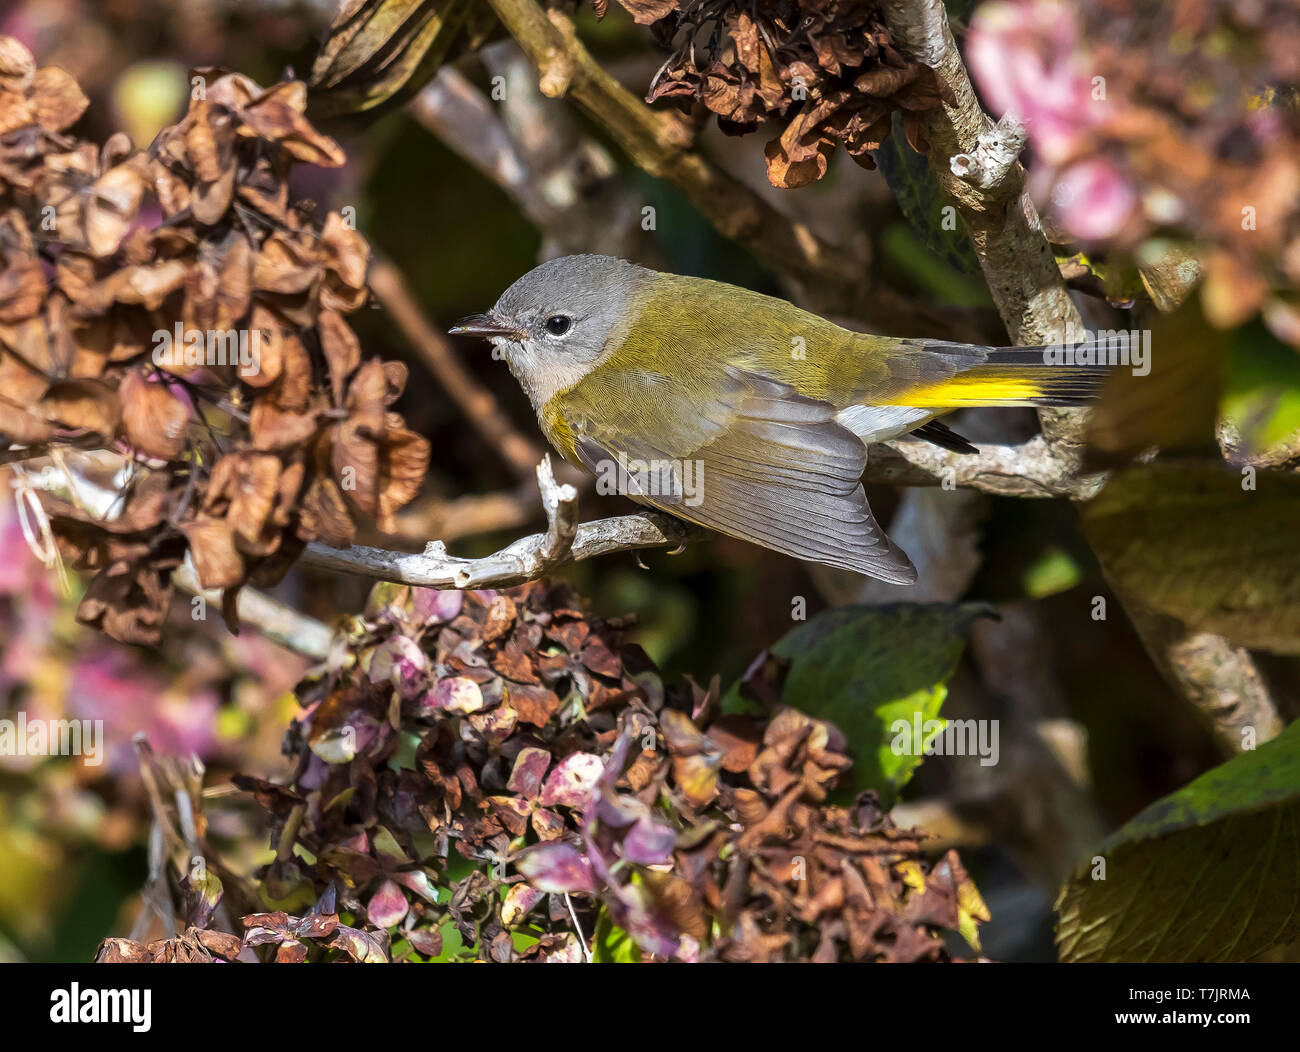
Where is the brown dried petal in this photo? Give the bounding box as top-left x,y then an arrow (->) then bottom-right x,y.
119,369 -> 190,460
318,308 -> 360,405
298,475 -> 356,548
83,159 -> 149,258
182,515 -> 246,590
39,378 -> 121,435
30,65 -> 89,132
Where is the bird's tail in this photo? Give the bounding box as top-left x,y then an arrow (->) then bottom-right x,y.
892,340 -> 1124,408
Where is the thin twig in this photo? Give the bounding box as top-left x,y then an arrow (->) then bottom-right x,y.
563,892 -> 592,963
368,257 -> 545,482
484,0 -> 867,311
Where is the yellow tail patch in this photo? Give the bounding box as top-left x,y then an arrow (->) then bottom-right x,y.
891,375 -> 1045,407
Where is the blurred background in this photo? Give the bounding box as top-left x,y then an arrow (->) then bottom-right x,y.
0,0 -> 1267,961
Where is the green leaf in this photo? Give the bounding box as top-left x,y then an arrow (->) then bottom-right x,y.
1083,463 -> 1300,653
592,908 -> 643,963
872,113 -> 984,282
1022,546 -> 1082,599
1221,318 -> 1300,458
1083,298 -> 1224,466
725,603 -> 992,805
1056,718 -> 1300,962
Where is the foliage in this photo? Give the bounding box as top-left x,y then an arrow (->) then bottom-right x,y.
1083,463 -> 1300,654
0,37 -> 429,645
610,0 -> 954,188
725,603 -> 993,804
98,583 -> 989,963
0,0 -> 1297,969
1057,718 -> 1300,962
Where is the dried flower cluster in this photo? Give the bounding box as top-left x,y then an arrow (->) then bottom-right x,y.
0,37 -> 430,645
100,580 -> 988,963
97,894 -> 390,963
597,0 -> 952,188
969,0 -> 1300,343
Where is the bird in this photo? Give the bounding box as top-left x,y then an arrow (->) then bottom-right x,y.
450,254 -> 1108,583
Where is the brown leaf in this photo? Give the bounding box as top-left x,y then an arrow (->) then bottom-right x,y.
182,515 -> 246,589
504,683 -> 560,727
119,369 -> 190,459
299,474 -> 356,548
83,158 -> 149,258
77,549 -> 179,646
0,36 -> 36,79
318,309 -> 361,405
206,451 -> 283,545
616,0 -> 678,25
377,426 -> 428,531
39,378 -> 121,434
250,398 -> 320,450
241,81 -> 346,167
30,65 -> 88,132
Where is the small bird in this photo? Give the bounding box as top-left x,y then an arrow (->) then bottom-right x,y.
451,255 -> 1106,582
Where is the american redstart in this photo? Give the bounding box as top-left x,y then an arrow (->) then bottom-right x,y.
452,255 -> 1107,582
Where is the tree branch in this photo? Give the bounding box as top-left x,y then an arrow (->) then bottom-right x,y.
368,257 -> 545,482
172,561 -> 332,661
871,435 -> 1105,499
483,0 -> 868,311
880,0 -> 1279,749
301,454 -> 694,589
411,44 -> 651,262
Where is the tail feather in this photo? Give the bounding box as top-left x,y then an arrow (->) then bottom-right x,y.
910,419 -> 980,454
894,340 -> 1116,408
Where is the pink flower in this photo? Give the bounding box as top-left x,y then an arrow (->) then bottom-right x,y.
968,0 -> 1099,164
1045,158 -> 1138,240
68,650 -> 220,771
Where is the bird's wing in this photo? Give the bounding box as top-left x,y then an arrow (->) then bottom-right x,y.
565,366 -> 916,582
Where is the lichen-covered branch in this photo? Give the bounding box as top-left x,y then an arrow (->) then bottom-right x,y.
301,455 -> 693,589
172,561 -> 333,662
870,436 -> 1105,499
882,0 -> 1079,350
879,0 -> 1279,749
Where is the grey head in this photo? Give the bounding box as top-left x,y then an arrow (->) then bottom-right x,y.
450,254 -> 652,410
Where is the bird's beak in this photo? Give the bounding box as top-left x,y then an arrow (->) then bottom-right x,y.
449,314 -> 525,341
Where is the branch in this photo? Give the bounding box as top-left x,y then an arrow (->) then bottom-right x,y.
882,0 -> 1078,348
313,436 -> 1115,596
483,0 -> 868,312
12,460 -> 333,661
880,0 -> 1280,749
870,436 -> 1105,499
172,561 -> 332,662
949,113 -> 1028,194
301,454 -> 694,589
411,44 -> 650,261
368,257 -> 545,482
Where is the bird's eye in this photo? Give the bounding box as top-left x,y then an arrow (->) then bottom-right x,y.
544,315 -> 572,337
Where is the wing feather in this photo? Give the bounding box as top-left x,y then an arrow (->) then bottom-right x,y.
569,367 -> 915,582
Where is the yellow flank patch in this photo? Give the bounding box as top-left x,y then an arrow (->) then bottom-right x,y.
541,399 -> 578,462
889,375 -> 1043,407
